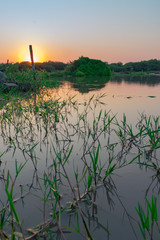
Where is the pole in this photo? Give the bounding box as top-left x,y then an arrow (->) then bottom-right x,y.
29,45 -> 35,71
29,45 -> 37,104
29,45 -> 36,81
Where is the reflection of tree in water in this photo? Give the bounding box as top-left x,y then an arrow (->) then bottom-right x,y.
68,76 -> 111,93
111,75 -> 160,86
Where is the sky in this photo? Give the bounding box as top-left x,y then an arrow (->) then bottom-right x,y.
0,0 -> 160,63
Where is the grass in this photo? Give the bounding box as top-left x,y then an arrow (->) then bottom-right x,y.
136,196 -> 159,239
0,93 -> 159,239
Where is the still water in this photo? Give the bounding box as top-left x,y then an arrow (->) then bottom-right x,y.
45,75 -> 160,118
0,75 -> 160,239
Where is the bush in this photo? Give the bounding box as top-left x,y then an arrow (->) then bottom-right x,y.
65,57 -> 111,76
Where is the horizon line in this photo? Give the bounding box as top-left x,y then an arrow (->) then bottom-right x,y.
0,57 -> 160,65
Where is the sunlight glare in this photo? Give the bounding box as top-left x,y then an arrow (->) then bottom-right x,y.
18,45 -> 45,63
26,54 -> 39,63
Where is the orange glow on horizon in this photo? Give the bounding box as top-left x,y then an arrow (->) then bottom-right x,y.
17,45 -> 47,63
7,42 -> 159,64
25,54 -> 39,63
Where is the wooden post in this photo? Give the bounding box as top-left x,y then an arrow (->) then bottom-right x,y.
29,45 -> 36,81
29,45 -> 35,71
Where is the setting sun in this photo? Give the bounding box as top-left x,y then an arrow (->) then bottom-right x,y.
17,45 -> 46,63
25,54 -> 39,63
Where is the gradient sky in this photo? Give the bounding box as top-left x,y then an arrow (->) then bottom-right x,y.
0,0 -> 160,63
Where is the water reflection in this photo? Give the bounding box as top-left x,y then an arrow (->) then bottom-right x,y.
68,76 -> 111,93
0,77 -> 160,239
111,74 -> 160,86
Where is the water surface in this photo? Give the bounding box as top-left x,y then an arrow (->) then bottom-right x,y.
0,75 -> 160,239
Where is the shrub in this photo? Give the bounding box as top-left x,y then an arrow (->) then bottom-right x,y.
65,57 -> 111,76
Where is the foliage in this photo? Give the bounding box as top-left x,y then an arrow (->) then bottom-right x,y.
136,196 -> 160,239
109,59 -> 160,73
0,61 -> 67,73
65,56 -> 111,76
35,61 -> 67,72
1,58 -> 160,76
0,59 -> 111,93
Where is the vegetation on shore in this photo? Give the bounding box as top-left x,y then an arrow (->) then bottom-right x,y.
109,59 -> 160,74
0,58 -> 160,93
0,57 -> 111,92
0,56 -> 111,78
0,58 -> 160,82
1,58 -> 160,75
65,56 -> 111,76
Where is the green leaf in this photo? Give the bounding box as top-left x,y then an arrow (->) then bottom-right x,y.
88,172 -> 93,190
63,146 -> 73,166
27,143 -> 39,152
98,110 -> 102,122
95,145 -> 100,166
5,188 -> 20,224
138,222 -> 146,239
0,151 -> 6,158
9,138 -> 16,148
129,153 -> 142,164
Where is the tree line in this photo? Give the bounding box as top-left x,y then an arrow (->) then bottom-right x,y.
0,58 -> 160,74
109,59 -> 160,73
0,61 -> 67,72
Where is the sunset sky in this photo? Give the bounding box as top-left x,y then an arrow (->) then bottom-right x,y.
0,0 -> 160,63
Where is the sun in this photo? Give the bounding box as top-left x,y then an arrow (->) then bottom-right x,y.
26,54 -> 39,63
18,45 -> 45,63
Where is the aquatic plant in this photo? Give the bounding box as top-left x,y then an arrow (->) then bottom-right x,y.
136,196 -> 160,240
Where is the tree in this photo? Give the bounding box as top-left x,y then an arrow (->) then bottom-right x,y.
66,57 -> 111,76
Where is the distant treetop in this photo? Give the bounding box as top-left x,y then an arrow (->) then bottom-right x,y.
109,59 -> 160,73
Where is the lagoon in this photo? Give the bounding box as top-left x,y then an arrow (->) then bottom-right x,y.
0,75 -> 160,239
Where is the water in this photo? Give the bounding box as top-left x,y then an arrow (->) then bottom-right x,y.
0,75 -> 160,239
